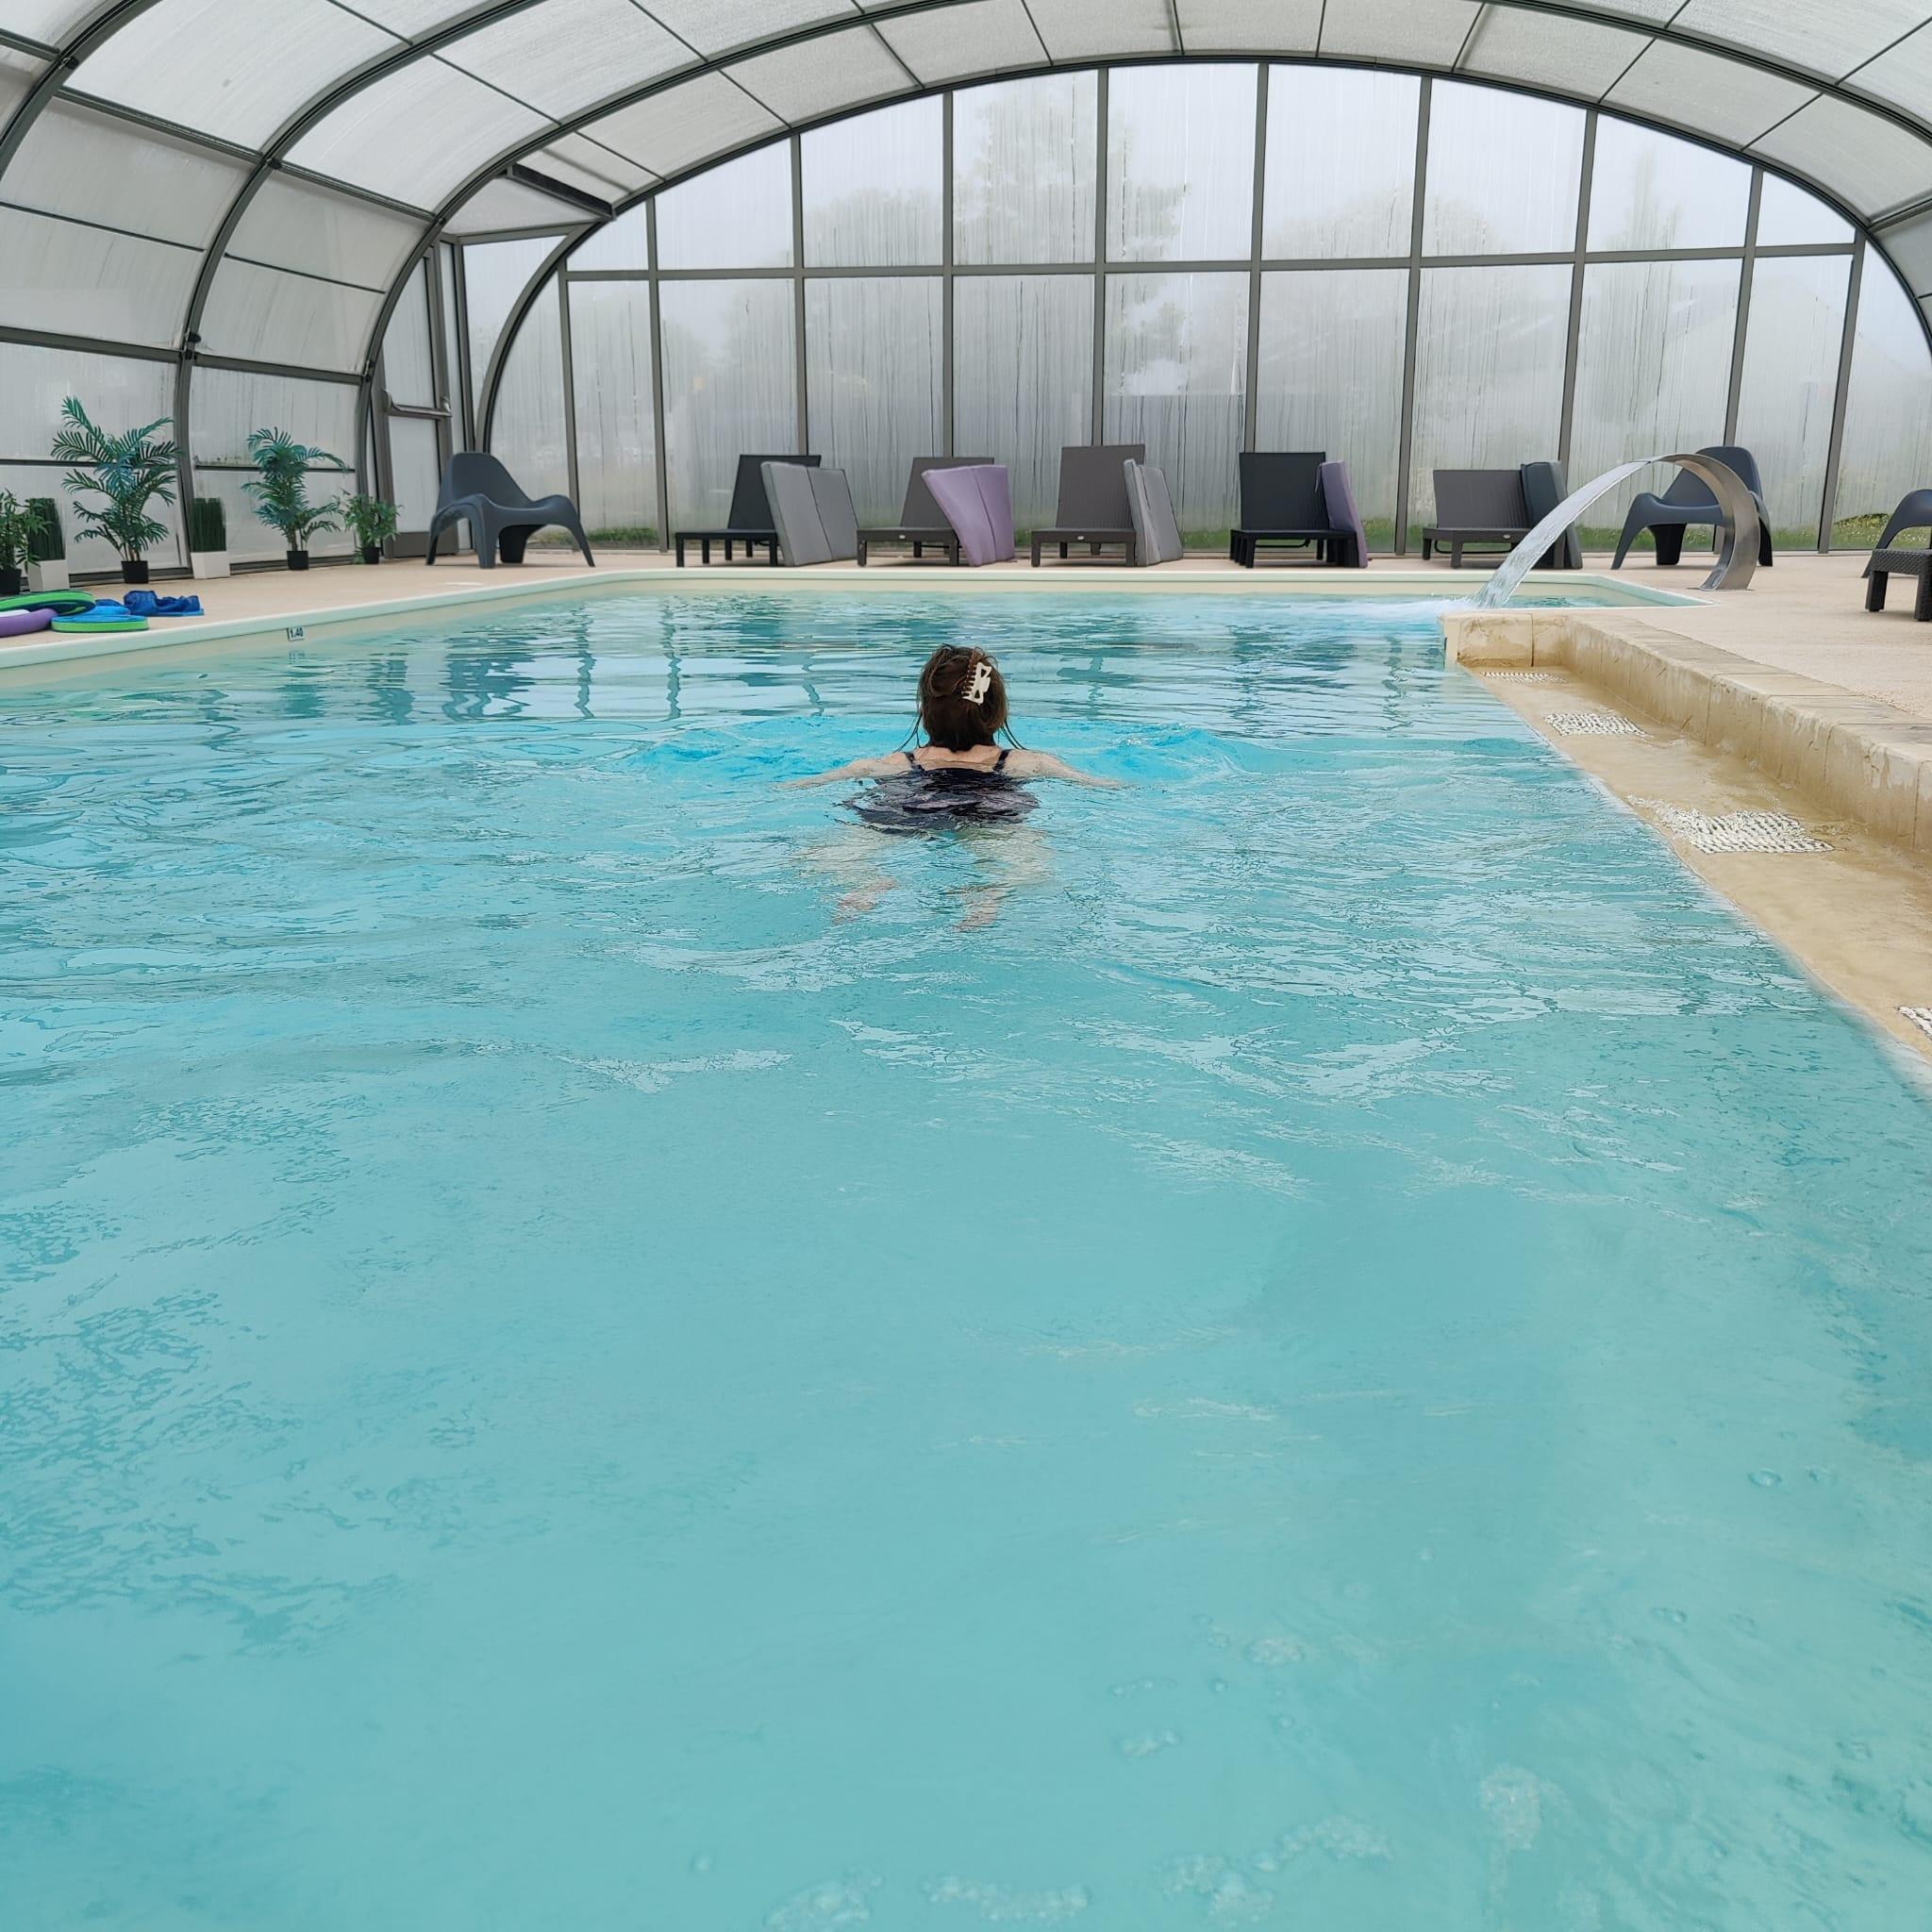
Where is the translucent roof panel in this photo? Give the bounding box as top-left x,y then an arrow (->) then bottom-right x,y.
1458,8 -> 1651,101
353,0 -> 527,35
1175,0 -> 1322,54
0,46 -> 40,121
0,208 -> 198,347
198,258 -> 385,372
1605,42 -> 1816,147
1319,0 -> 1480,66
288,60 -> 551,208
877,0 -> 1050,86
4,102 -> 248,250
1847,23 -> 1932,117
67,0 -> 400,151
1753,96 -> 1932,217
1025,0 -> 1175,64
225,176 -> 425,290
726,25 -> 914,124
646,0 -> 858,58
444,176 -> 596,236
439,0 -> 691,120
1671,0 -> 1929,79
581,72 -> 784,179
530,136 -> 657,202
5,1 -> 120,43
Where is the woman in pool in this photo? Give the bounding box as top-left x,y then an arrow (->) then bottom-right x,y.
791,644 -> 1115,809
791,643 -> 1113,923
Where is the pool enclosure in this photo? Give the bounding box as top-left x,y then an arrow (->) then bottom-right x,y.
4,1 -> 1932,567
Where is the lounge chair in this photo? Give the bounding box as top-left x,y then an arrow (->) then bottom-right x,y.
760,460 -> 858,566
1421,470 -> 1536,567
1862,488 -> 1932,622
425,452 -> 593,568
1030,444 -> 1144,566
923,464 -> 1016,566
1124,459 -> 1186,565
1230,452 -> 1329,566
675,453 -> 819,565
856,458 -> 995,566
1613,445 -> 1774,569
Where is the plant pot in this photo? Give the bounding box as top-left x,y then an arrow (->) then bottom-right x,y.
287,549 -> 310,572
0,567 -> 21,598
361,544 -> 383,565
121,558 -> 151,586
191,550 -> 231,579
27,559 -> 69,594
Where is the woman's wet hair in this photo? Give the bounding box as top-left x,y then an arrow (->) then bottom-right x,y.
917,645 -> 1008,751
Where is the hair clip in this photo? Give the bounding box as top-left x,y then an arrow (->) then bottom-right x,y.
963,661 -> 993,706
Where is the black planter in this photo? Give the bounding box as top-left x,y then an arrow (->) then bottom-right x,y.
121,558 -> 151,586
287,549 -> 310,572
361,544 -> 382,565
0,567 -> 21,598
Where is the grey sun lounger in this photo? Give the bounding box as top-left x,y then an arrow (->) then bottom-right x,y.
1230,451 -> 1330,566
1030,443 -> 1145,566
426,452 -> 594,568
856,457 -> 995,566
1862,488 -> 1932,621
1124,459 -> 1185,565
675,453 -> 819,565
761,460 -> 859,566
1422,470 -> 1535,567
1613,444 -> 1774,569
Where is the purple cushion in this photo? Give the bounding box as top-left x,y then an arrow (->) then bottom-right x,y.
0,608 -> 54,638
1318,460 -> 1369,567
925,464 -> 1015,566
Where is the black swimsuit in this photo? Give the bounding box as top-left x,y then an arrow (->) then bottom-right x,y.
845,748 -> 1039,836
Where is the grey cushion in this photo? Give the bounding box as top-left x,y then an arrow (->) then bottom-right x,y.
1124,459 -> 1185,565
762,461 -> 829,565
809,468 -> 858,560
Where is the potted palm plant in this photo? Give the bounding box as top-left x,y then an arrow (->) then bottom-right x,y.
0,492 -> 51,598
26,496 -> 67,593
52,397 -> 177,585
243,427 -> 345,571
338,491 -> 399,563
189,495 -> 230,578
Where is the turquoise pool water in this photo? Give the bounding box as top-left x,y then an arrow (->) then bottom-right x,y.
4,592 -> 1931,1928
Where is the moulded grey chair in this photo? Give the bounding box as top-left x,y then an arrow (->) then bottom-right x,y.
1613,445 -> 1774,569
1422,470 -> 1533,567
1030,443 -> 1144,565
675,452 -> 820,565
761,461 -> 859,565
1862,487 -> 1932,622
425,452 -> 593,568
857,457 -> 995,565
1124,459 -> 1186,565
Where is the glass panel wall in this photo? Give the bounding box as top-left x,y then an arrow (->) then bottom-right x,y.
1834,259 -> 1932,546
953,275 -> 1094,531
463,64 -> 1919,560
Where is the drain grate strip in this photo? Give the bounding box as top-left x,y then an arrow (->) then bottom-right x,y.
1548,709 -> 1645,737
1635,799 -> 1833,853
1488,672 -> 1557,684
1902,1008 -> 1932,1042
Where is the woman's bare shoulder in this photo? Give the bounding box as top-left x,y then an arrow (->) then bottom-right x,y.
784,753 -> 908,788
1004,749 -> 1122,788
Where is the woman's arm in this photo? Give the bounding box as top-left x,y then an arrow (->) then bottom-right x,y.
784,755 -> 905,789
1006,750 -> 1123,788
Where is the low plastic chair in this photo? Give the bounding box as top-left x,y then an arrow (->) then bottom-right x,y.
1862,487 -> 1932,622
1613,445 -> 1774,569
426,452 -> 593,568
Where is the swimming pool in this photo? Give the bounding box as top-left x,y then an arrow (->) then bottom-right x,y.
4,591 -> 1930,1927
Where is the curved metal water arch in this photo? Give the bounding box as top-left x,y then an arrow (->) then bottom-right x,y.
1474,455 -> 1763,608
